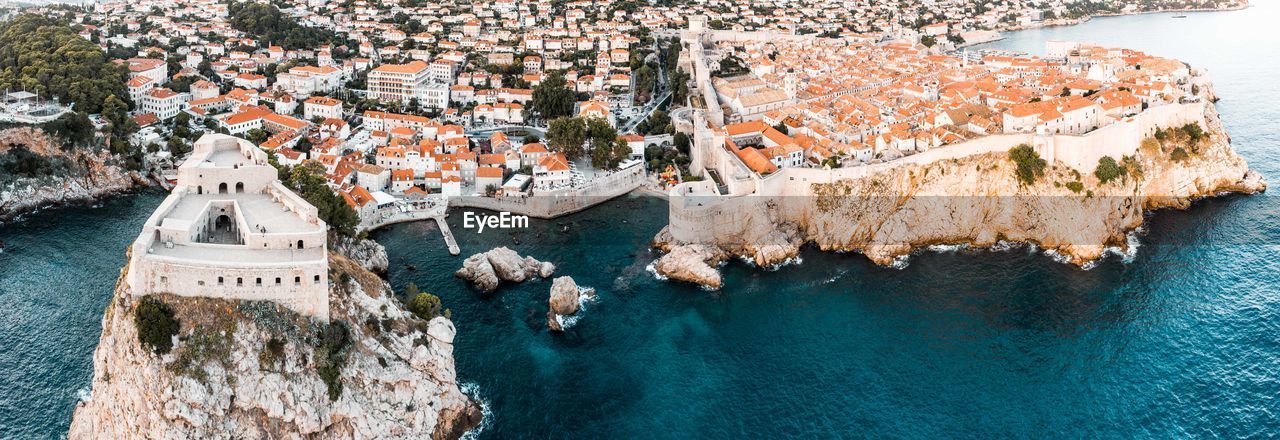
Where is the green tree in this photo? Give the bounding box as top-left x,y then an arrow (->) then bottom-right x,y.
546,117 -> 587,160
1094,156 -> 1126,183
226,2 -> 341,50
280,162 -> 360,235
406,288 -> 443,319
608,138 -> 633,169
585,117 -> 617,168
673,132 -> 691,155
530,71 -> 576,121
100,94 -> 136,137
0,14 -> 130,114
1008,144 -> 1046,185
134,296 -> 180,354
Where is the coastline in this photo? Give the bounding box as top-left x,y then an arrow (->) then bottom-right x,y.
0,127 -> 151,225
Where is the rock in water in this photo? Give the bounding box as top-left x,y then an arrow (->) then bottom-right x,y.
653,244 -> 728,289
455,253 -> 501,292
455,247 -> 554,292
538,261 -> 556,278
69,251 -> 482,439
548,276 -> 581,316
547,276 -> 595,331
546,312 -> 563,332
487,247 -> 529,282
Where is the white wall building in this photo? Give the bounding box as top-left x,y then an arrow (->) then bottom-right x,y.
126,134 -> 331,320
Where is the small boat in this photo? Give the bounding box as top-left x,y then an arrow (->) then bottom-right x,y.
405,264 -> 417,271
1172,15 -> 1187,18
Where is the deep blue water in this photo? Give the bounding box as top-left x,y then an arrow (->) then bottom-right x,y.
3,5 -> 1280,438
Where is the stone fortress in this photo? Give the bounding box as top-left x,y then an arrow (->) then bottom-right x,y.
667,17 -> 1211,246
126,134 -> 330,320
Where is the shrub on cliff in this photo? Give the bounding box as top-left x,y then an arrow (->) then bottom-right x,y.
1171,147 -> 1190,162
313,321 -> 351,401
405,283 -> 444,319
1008,144 -> 1046,185
1065,181 -> 1084,193
134,296 -> 180,355
1094,156 -> 1127,184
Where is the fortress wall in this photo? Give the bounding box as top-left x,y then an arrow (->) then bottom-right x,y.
668,185 -> 761,244
269,181 -> 321,224
1052,102 -> 1204,171
761,133 -> 1034,197
130,257 -> 330,320
179,165 -> 277,195
241,229 -> 328,250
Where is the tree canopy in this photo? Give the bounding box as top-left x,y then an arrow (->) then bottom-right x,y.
280,162 -> 361,236
227,2 -> 342,50
530,71 -> 576,121
1008,144 -> 1046,185
546,117 -> 587,160
0,14 -> 130,113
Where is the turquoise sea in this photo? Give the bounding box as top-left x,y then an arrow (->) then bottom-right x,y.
2,4 -> 1279,437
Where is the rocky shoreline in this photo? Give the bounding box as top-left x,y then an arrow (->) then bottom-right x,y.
68,240 -> 483,439
0,127 -> 148,224
652,105 -> 1264,289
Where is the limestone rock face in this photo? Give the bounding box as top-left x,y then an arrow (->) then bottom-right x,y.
69,246 -> 482,440
652,244 -> 728,289
454,247 -> 554,292
455,253 -> 500,292
548,276 -> 581,316
546,276 -> 595,331
330,234 -> 390,273
0,127 -> 142,222
655,104 -> 1264,279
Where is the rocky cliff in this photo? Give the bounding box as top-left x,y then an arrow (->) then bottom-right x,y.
68,243 -> 482,439
0,127 -> 143,223
655,106 -> 1264,287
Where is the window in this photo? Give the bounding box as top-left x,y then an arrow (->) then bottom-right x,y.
255,277 -> 262,286
218,276 -> 224,285
297,240 -> 305,249
198,281 -> 205,286
160,276 -> 168,284
295,276 -> 301,285
236,277 -> 243,286
275,277 -> 281,285
314,275 -> 321,283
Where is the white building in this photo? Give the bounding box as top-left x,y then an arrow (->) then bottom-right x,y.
126,134 -> 331,320
304,96 -> 344,121
276,65 -> 344,96
367,61 -> 432,103
141,88 -> 186,120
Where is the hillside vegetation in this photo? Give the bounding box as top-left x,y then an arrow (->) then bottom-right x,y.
0,14 -> 129,113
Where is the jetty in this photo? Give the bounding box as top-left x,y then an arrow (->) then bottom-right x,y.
435,216 -> 460,255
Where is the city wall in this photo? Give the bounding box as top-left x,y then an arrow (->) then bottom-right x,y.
670,102 -> 1208,243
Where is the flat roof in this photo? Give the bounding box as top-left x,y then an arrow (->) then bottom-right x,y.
149,242 -> 325,265
165,193 -> 320,234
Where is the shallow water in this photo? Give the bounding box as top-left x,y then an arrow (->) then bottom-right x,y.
1,5 -> 1279,438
